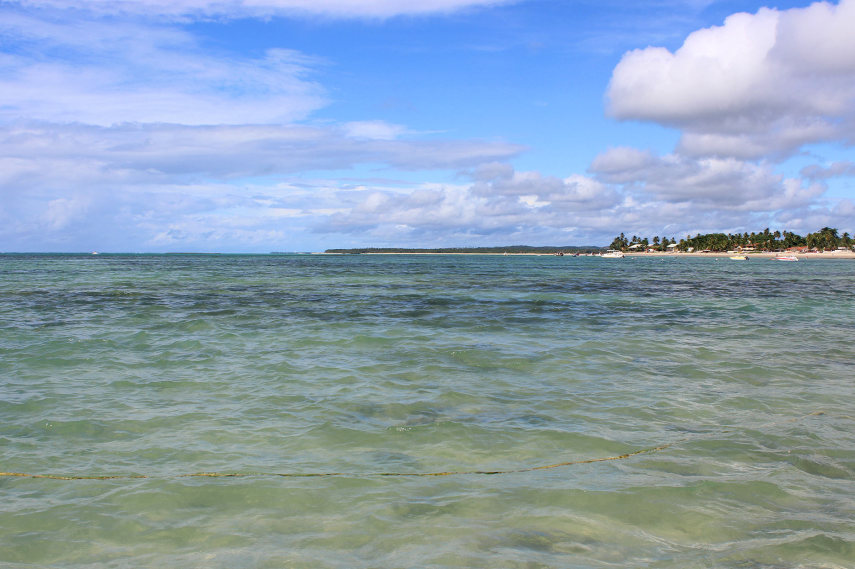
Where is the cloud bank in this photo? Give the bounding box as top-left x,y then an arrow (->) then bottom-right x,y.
324,0 -> 855,248
1,0 -> 853,252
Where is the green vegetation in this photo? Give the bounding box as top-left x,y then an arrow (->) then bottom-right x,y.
609,227 -> 853,253
324,245 -> 604,254
326,227 -> 854,255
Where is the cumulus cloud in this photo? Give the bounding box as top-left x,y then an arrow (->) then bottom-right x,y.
775,198 -> 855,234
591,0 -> 853,242
0,121 -> 524,250
589,147 -> 658,184
607,0 -> 855,159
590,147 -> 824,209
321,167 -> 627,244
9,0 -> 514,19
318,159 -> 835,247
469,168 -> 619,210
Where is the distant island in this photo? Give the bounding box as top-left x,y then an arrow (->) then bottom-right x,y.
324,245 -> 603,255
325,227 -> 855,255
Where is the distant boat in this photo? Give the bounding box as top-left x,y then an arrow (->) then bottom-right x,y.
729,255 -> 748,260
602,249 -> 625,258
773,254 -> 798,261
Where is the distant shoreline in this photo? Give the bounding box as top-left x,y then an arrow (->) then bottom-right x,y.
626,250 -> 855,259
323,250 -> 855,259
3,250 -> 852,259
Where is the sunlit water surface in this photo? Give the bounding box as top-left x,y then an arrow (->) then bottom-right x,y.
1,253 -> 853,568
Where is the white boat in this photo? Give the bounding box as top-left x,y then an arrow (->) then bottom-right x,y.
773,254 -> 798,261
602,249 -> 625,258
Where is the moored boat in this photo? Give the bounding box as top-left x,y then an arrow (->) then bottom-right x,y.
601,249 -> 625,258
773,254 -> 798,261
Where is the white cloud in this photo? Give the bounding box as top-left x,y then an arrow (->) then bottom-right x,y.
0,121 -> 523,250
608,9 -> 780,123
590,148 -> 823,209
2,141 -> 842,251
775,198 -> 855,234
801,161 -> 855,180
0,123 -> 522,185
607,0 -> 855,159
315,154 -> 846,246
320,167 -> 627,244
44,196 -> 91,230
590,0 -> 854,242
588,147 -> 657,183
9,0 -> 514,19
470,168 -> 619,210
342,121 -> 407,140
319,175 -> 770,247
0,12 -> 326,126
470,162 -> 515,181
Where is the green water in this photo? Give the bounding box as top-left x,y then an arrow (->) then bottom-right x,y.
1,253 -> 853,568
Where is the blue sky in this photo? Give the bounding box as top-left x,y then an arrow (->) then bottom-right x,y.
1,0 -> 853,252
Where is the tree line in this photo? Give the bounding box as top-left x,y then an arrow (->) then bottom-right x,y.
609,227 -> 853,253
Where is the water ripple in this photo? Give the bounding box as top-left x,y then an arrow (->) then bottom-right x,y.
1,254 -> 853,568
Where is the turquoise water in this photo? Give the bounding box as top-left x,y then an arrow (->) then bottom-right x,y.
1,253 -> 853,568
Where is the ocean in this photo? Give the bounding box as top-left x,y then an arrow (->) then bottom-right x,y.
1,253 -> 853,568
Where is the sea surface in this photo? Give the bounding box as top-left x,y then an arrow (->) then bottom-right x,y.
1,253 -> 853,568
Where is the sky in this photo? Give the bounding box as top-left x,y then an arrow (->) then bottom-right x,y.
1,0 -> 854,252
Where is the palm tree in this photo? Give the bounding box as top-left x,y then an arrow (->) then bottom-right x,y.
812,227 -> 840,251
610,233 -> 629,251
